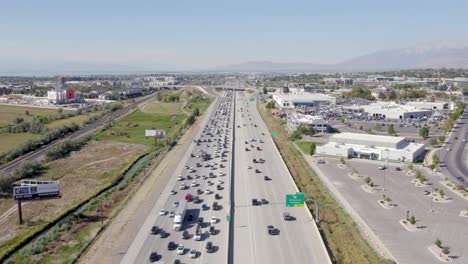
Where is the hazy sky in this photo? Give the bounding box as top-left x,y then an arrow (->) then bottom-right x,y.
1,0 -> 468,68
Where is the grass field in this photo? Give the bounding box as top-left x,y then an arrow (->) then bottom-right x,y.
0,141 -> 148,260
258,104 -> 389,264
45,112 -> 102,128
140,101 -> 183,115
186,96 -> 212,113
0,105 -> 63,128
97,109 -> 186,146
295,141 -> 322,155
0,133 -> 37,154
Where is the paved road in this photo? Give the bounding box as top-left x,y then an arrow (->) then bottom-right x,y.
439,107 -> 468,187
0,92 -> 157,175
122,90 -> 235,264
232,91 -> 331,264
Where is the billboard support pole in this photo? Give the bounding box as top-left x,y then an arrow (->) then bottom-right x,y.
17,199 -> 23,225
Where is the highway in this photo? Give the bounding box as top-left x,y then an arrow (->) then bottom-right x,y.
232,91 -> 331,264
0,92 -> 157,175
121,90 -> 234,264
439,106 -> 468,187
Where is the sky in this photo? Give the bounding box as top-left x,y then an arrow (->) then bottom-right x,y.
1,0 -> 468,70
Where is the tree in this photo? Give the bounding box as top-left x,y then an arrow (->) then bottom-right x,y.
409,215 -> 416,225
364,176 -> 371,184
387,124 -> 396,136
429,138 -> 438,146
433,154 -> 440,168
340,157 -> 346,164
14,116 -> 24,124
419,127 -> 429,139
58,108 -> 63,113
193,107 -> 200,116
434,239 -> 442,247
25,110 -> 30,116
374,123 -> 382,131
442,247 -> 450,255
309,143 -> 316,155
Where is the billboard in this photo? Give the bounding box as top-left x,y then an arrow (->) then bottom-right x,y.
145,129 -> 166,138
13,183 -> 60,200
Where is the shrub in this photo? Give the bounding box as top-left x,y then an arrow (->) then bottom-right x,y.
409,215 -> 416,225
364,176 -> 371,184
434,239 -> 442,247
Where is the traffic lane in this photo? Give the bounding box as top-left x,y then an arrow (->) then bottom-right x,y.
131,96 -> 231,263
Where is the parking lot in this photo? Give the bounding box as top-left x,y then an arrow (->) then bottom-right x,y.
308,156 -> 468,264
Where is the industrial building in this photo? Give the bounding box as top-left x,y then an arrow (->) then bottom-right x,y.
47,77 -> 76,104
405,101 -> 447,110
287,113 -> 330,133
342,102 -> 433,120
272,93 -> 336,108
316,133 -> 425,162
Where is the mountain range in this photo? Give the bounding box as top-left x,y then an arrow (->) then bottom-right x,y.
1,44 -> 468,75
214,44 -> 468,72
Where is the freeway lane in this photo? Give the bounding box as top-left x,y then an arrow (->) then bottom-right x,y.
122,90 -> 234,264
232,91 -> 331,264
439,106 -> 468,187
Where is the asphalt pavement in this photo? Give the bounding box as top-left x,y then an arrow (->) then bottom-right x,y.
232,91 -> 331,264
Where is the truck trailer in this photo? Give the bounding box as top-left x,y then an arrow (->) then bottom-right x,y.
173,199 -> 187,231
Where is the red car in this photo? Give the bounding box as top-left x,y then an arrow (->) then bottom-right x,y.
185,194 -> 192,201
256,146 -> 262,151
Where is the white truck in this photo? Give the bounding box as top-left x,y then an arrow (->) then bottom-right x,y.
174,199 -> 187,231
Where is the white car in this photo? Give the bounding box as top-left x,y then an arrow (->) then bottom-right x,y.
217,179 -> 223,184
177,245 -> 185,255
173,201 -> 179,207
159,209 -> 166,216
247,166 -> 252,169
177,176 -> 184,181
211,216 -> 217,224
205,189 -> 211,194
218,172 -> 225,176
194,232 -> 201,241
169,211 -> 175,217
179,184 -> 186,190
191,181 -> 198,187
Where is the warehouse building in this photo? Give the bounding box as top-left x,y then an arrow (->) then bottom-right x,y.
342,102 -> 433,120
316,132 -> 425,162
287,113 -> 330,133
405,101 -> 447,110
272,93 -> 336,108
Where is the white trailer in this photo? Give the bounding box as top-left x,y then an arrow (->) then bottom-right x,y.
173,199 -> 187,231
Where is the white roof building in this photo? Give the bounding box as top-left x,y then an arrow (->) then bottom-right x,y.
316,132 -> 425,162
272,93 -> 336,108
287,113 -> 329,133
342,102 -> 433,120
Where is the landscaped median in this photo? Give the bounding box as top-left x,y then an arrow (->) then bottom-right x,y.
258,103 -> 392,264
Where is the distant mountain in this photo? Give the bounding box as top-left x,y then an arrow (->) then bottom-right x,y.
213,44 -> 468,72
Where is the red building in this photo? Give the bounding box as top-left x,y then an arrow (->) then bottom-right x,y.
65,89 -> 75,99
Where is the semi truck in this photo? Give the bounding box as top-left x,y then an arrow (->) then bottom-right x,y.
174,199 -> 187,231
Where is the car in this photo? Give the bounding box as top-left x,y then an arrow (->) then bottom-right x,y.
255,169 -> 261,173
215,193 -> 221,200
159,209 -> 166,216
205,189 -> 211,194
217,179 -> 224,184
207,180 -> 213,186
205,241 -> 214,253
170,190 -> 177,195
209,225 -> 216,235
216,184 -> 223,190
197,188 -> 203,194
264,176 -> 269,181
463,138 -> 467,142
201,204 -> 208,210
177,176 -> 184,181
261,198 -> 268,204
447,148 -> 451,151
247,166 -> 252,169
211,216 -> 217,224
267,225 -> 276,235
168,241 -> 177,250
189,249 -> 197,258
173,201 -> 179,207
283,212 -> 293,221
252,198 -> 259,206
395,167 -> 401,171
194,230 -> 202,241
182,230 -> 190,240
191,181 -> 198,187
378,165 -> 387,170
317,159 -> 325,164
179,184 -> 186,190
169,211 -> 175,218
149,252 -> 159,262
160,230 -> 169,238
177,245 -> 185,255
151,225 -> 159,234
174,259 -> 181,264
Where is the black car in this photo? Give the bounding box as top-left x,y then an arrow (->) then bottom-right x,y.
209,226 -> 216,235
149,252 -> 159,262
255,169 -> 261,173
252,198 -> 259,206
212,201 -> 219,210
182,230 -> 190,240
197,217 -> 204,226
267,225 -> 276,235
151,225 -> 159,234
205,241 -> 214,253
187,214 -> 194,221
264,176 -> 269,181
167,241 -> 177,250
160,230 -> 169,238
216,184 -> 223,190
261,198 -> 268,204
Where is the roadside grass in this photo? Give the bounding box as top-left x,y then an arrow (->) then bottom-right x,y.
186,96 -> 212,113
295,141 -> 322,155
258,104 -> 390,264
45,112 -> 102,129
0,133 -> 38,154
0,141 -> 148,261
140,101 -> 183,115
96,110 -> 186,146
0,105 -> 63,128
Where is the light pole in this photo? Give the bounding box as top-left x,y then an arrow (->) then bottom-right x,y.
383,149 -> 389,192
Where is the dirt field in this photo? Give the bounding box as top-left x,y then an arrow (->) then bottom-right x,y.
0,141 -> 148,246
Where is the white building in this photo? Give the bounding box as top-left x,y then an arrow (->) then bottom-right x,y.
316,133 -> 425,162
287,113 -> 330,133
272,93 -> 336,108
342,102 -> 433,120
405,101 -> 447,110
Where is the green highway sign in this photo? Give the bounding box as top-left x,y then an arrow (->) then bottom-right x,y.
271,132 -> 278,138
249,97 -> 255,102
286,192 -> 305,207
226,215 -> 231,222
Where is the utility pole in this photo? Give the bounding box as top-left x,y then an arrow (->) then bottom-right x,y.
17,199 -> 23,225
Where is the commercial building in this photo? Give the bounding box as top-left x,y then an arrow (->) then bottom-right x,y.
342,102 -> 433,120
287,113 -> 330,133
405,101 -> 447,110
272,93 -> 336,108
47,77 -> 76,104
316,132 -> 425,162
